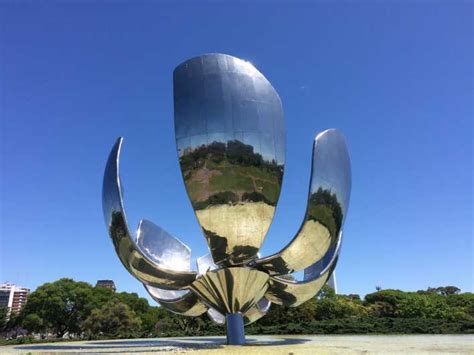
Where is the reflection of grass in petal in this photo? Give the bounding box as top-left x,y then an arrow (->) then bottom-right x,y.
205,159 -> 221,170
210,169 -> 254,192
308,205 -> 337,241
244,166 -> 276,181
186,180 -> 205,201
257,179 -> 280,204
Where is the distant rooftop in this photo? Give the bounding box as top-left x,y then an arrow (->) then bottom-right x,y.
95,280 -> 116,291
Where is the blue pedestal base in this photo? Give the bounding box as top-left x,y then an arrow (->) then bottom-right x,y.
225,313 -> 245,345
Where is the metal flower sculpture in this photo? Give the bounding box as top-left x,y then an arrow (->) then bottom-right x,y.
102,53 -> 351,345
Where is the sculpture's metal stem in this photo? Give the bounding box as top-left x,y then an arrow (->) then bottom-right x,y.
225,313 -> 245,345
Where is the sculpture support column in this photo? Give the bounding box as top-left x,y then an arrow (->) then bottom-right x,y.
226,313 -> 245,345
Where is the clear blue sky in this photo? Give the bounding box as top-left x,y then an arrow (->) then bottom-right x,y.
1,2 -> 472,301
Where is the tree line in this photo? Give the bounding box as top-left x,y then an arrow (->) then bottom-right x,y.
1,278 -> 472,344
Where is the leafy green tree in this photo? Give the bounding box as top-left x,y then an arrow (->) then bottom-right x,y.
0,307 -> 8,331
82,300 -> 141,339
115,292 -> 150,316
22,314 -> 44,335
317,285 -> 336,299
20,278 -> 96,337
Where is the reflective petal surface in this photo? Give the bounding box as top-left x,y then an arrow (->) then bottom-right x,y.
146,285 -> 207,316
189,267 -> 269,315
256,129 -> 351,275
264,234 -> 342,307
102,138 -> 197,289
144,284 -> 188,300
243,298 -> 271,325
207,308 -> 226,325
174,53 -> 285,265
196,253 -> 218,275
137,219 -> 191,272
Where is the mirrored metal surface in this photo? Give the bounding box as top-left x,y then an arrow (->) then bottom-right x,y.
102,138 -> 197,290
145,284 -> 207,316
264,232 -> 342,307
137,219 -> 191,272
243,297 -> 271,325
207,308 -> 226,325
207,297 -> 271,326
255,129 -> 351,275
174,53 -> 285,266
144,284 -> 188,301
304,231 -> 342,281
196,253 -> 219,275
102,54 -> 353,344
189,267 -> 269,315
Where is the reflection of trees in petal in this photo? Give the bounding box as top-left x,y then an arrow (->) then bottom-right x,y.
202,228 -> 228,264
109,211 -> 130,252
307,188 -> 343,242
179,140 -> 283,209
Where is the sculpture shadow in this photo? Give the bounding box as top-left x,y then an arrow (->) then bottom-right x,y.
16,336 -> 311,351
15,339 -> 222,352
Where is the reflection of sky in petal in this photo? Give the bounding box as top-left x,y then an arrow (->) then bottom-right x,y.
136,220 -> 191,272
174,53 -> 285,167
146,285 -> 188,300
196,253 -> 218,275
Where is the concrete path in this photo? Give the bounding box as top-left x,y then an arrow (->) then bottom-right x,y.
2,334 -> 473,354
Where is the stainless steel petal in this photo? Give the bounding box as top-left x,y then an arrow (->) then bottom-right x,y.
145,284 -> 188,300
207,308 -> 226,325
264,233 -> 342,307
174,53 -> 286,266
137,219 -> 191,272
304,231 -> 343,281
243,297 -> 271,325
196,253 -> 218,275
102,137 -> 197,290
255,129 -> 351,275
189,267 -> 269,315
145,285 -> 207,316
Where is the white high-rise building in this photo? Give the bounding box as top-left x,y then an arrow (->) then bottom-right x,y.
0,283 -> 30,316
327,272 -> 338,294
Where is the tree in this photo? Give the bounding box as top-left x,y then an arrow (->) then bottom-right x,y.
0,307 -> 8,332
20,278 -> 96,337
317,285 -> 336,299
22,314 -> 44,335
82,300 -> 141,339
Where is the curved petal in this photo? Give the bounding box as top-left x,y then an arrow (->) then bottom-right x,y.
102,137 -> 197,290
207,308 -> 225,325
137,219 -> 191,272
145,285 -> 207,316
264,233 -> 342,307
255,129 -> 351,275
174,53 -> 285,266
196,253 -> 218,275
304,231 -> 342,281
145,284 -> 188,300
243,297 -> 271,325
